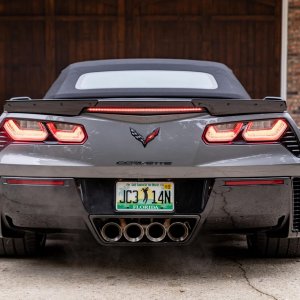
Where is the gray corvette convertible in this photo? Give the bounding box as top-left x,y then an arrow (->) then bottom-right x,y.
0,59 -> 299,257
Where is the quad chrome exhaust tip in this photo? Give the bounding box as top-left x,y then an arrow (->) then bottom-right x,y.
167,222 -> 189,242
145,222 -> 167,242
100,219 -> 191,243
101,222 -> 123,242
123,223 -> 144,242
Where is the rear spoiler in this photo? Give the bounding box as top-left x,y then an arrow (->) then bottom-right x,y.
4,98 -> 286,116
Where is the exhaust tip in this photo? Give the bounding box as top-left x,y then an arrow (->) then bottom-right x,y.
167,222 -> 189,242
146,222 -> 167,242
101,222 -> 122,242
124,223 -> 144,242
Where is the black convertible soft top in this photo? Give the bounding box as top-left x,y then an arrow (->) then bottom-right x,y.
44,59 -> 250,99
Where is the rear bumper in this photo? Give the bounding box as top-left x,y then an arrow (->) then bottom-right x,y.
0,178 -> 87,231
0,175 -> 296,243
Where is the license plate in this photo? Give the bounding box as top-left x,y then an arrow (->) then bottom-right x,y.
115,181 -> 174,212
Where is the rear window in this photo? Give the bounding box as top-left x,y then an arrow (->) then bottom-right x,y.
75,70 -> 218,90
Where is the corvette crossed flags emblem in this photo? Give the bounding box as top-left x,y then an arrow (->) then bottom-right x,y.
130,128 -> 160,148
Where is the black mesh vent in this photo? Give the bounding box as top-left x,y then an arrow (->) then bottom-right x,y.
292,178 -> 300,232
280,129 -> 300,157
0,129 -> 9,150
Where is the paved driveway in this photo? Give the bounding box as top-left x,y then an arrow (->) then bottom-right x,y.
0,235 -> 299,300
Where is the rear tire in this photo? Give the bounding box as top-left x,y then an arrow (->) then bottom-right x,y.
0,233 -> 46,257
247,234 -> 300,258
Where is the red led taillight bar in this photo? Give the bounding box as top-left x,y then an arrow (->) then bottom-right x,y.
86,107 -> 204,114
5,179 -> 65,186
224,180 -> 284,186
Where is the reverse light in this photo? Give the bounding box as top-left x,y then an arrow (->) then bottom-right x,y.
47,122 -> 86,143
86,107 -> 204,114
204,122 -> 243,143
243,119 -> 288,142
3,119 -> 48,142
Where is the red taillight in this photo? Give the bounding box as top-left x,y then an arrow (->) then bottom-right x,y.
204,122 -> 243,143
2,119 -> 87,144
6,179 -> 65,186
3,119 -> 48,142
86,107 -> 204,114
204,118 -> 289,144
224,179 -> 284,186
47,122 -> 86,143
242,119 -> 288,142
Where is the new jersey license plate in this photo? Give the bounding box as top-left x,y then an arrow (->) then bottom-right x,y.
115,181 -> 174,212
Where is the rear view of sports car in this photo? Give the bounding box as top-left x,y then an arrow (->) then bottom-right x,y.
0,59 -> 299,257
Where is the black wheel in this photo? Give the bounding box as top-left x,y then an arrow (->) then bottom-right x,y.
0,232 -> 46,257
247,234 -> 300,258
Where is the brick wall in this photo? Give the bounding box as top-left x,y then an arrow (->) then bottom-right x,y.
288,0 -> 300,124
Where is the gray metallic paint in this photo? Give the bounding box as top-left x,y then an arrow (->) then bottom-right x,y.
205,178 -> 291,231
0,112 -> 299,178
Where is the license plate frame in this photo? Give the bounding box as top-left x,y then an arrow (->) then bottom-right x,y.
115,181 -> 175,212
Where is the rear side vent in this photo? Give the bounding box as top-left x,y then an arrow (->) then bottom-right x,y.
292,178 -> 300,231
280,129 -> 300,157
0,129 -> 10,150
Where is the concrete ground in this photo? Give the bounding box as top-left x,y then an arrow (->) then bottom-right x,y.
0,234 -> 299,300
